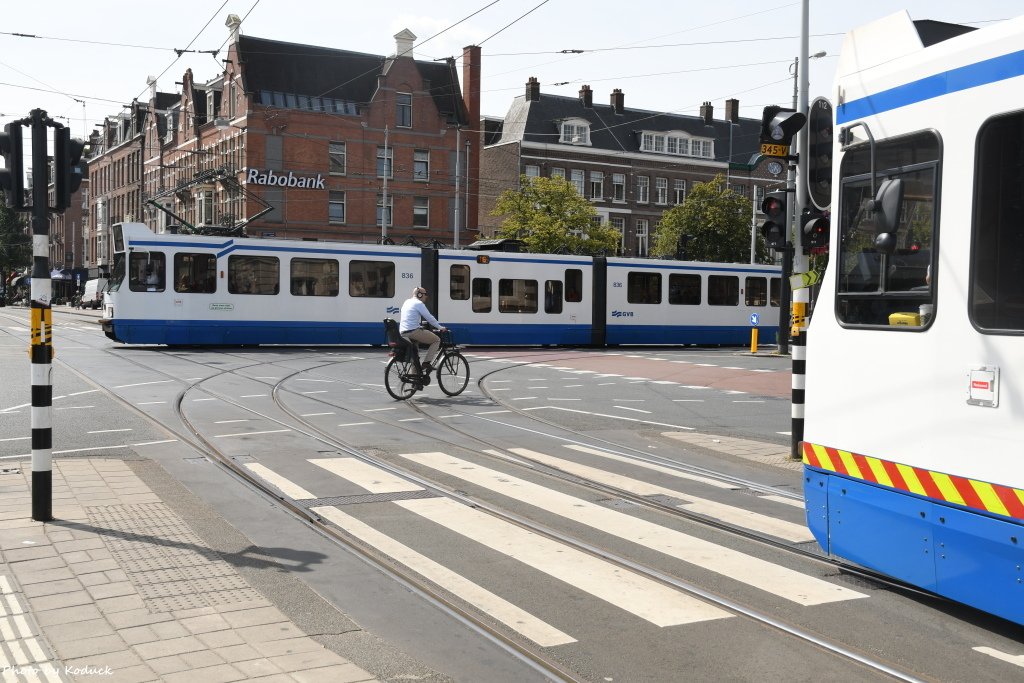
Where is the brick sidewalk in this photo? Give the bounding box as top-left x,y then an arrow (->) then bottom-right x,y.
0,459 -> 378,683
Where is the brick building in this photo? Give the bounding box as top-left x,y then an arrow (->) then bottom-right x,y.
84,15 -> 479,272
479,79 -> 785,257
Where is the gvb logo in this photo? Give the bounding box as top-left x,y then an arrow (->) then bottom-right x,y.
611,310 -> 634,317
386,306 -> 400,314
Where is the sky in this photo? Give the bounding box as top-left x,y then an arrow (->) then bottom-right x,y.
1,0 -> 1022,141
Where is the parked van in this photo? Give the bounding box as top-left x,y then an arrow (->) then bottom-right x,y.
81,278 -> 108,309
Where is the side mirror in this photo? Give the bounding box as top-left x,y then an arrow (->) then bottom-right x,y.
873,178 -> 904,234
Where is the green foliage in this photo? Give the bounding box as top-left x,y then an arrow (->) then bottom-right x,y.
490,175 -> 620,254
0,203 -> 30,286
652,173 -> 770,263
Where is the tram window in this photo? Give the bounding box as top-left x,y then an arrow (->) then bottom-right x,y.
745,277 -> 768,306
291,258 -> 339,297
972,112 -> 1024,332
472,278 -> 491,313
128,252 -> 166,292
708,276 -> 739,306
565,269 -> 583,302
349,260 -> 395,298
627,272 -> 661,304
668,274 -> 700,305
770,278 -> 781,307
836,131 -> 938,327
174,253 -> 216,293
450,265 -> 470,300
499,279 -> 538,313
544,280 -> 563,313
228,255 -> 280,295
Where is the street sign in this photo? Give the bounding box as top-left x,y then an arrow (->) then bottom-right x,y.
750,313 -> 760,327
760,143 -> 790,158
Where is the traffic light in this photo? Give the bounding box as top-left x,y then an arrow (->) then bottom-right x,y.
806,97 -> 834,210
759,106 -> 807,151
760,190 -> 789,250
0,123 -> 26,210
801,208 -> 830,253
54,127 -> 86,212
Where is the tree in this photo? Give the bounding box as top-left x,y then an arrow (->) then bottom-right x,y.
652,173 -> 770,263
491,175 -> 620,254
0,203 -> 30,297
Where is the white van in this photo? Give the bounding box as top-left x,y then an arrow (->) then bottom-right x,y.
81,278 -> 108,309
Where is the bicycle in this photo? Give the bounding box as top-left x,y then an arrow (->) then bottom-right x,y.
383,320 -> 470,400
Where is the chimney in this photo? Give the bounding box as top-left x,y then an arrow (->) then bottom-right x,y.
225,14 -> 241,45
393,28 -> 416,59
700,101 -> 713,125
462,44 -> 481,235
611,88 -> 624,115
579,85 -> 593,108
724,98 -> 739,123
526,77 -> 540,102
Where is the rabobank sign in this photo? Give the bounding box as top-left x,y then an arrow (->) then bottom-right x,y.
246,168 -> 326,189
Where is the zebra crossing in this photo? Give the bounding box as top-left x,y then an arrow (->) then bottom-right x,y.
0,576 -> 63,683
246,444 -> 866,647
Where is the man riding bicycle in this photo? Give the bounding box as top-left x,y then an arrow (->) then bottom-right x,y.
400,286 -> 447,376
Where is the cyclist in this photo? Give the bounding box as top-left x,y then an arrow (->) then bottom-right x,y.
399,286 -> 447,376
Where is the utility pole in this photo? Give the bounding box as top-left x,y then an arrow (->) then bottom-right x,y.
381,126 -> 389,241
454,126 -> 461,248
790,0 -> 811,459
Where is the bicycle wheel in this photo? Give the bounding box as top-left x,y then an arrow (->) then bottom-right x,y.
436,351 -> 470,396
385,357 -> 419,400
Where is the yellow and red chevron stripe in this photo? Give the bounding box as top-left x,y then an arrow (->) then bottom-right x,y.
803,442 -> 1024,522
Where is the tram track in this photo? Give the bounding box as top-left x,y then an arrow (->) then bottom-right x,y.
0,311 -> 938,680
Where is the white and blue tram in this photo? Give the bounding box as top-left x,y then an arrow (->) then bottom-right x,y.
100,222 -> 780,347
803,11 -> 1024,625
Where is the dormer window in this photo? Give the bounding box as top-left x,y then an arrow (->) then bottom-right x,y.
640,130 -> 714,158
560,119 -> 590,145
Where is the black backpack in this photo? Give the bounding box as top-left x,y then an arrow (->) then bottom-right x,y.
383,318 -> 410,361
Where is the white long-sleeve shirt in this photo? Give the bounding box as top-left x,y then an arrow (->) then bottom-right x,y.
399,297 -> 441,333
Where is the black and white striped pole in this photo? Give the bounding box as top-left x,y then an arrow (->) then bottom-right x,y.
28,110 -> 55,521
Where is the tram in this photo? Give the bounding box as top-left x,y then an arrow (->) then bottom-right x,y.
99,222 -> 781,347
802,11 -> 1024,625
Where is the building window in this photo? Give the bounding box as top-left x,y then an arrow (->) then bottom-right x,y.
329,141 -> 346,175
524,165 -> 540,178
612,174 -> 626,202
551,167 -> 565,180
329,191 -> 346,224
396,93 -> 412,127
377,146 -> 393,178
560,121 -> 589,144
376,194 -> 393,228
413,150 -> 429,181
570,170 -> 585,196
636,219 -> 649,257
673,179 -> 686,204
589,171 -> 604,199
413,196 -> 429,228
637,176 -> 650,204
655,177 -> 668,205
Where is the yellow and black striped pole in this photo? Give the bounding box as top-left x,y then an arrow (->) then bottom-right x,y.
28,110 -> 53,522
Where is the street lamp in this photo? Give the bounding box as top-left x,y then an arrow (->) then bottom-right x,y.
790,51 -> 827,110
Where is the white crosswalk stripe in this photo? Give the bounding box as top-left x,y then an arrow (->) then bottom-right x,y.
509,448 -> 813,542
395,497 -> 731,627
397,452 -> 866,606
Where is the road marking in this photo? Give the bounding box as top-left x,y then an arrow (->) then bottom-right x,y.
973,647 -> 1024,667
112,380 -> 176,389
300,390 -> 328,395
0,437 -> 29,442
214,419 -> 250,424
614,406 -> 652,414
761,495 -> 804,509
397,497 -> 730,627
192,398 -> 218,402
673,399 -> 705,403
531,406 -> 694,431
312,505 -> 578,645
510,397 -> 538,401
338,422 -> 374,427
475,410 -> 511,415
137,401 -> 167,406
214,429 -> 291,438
310,458 -> 423,494
243,463 -> 316,500
240,394 -> 267,398
300,412 -> 336,417
398,452 -> 865,606
511,448 -> 812,542
87,428 -> 132,434
364,407 -> 397,412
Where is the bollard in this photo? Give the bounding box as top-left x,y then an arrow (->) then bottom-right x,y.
750,327 -> 759,353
